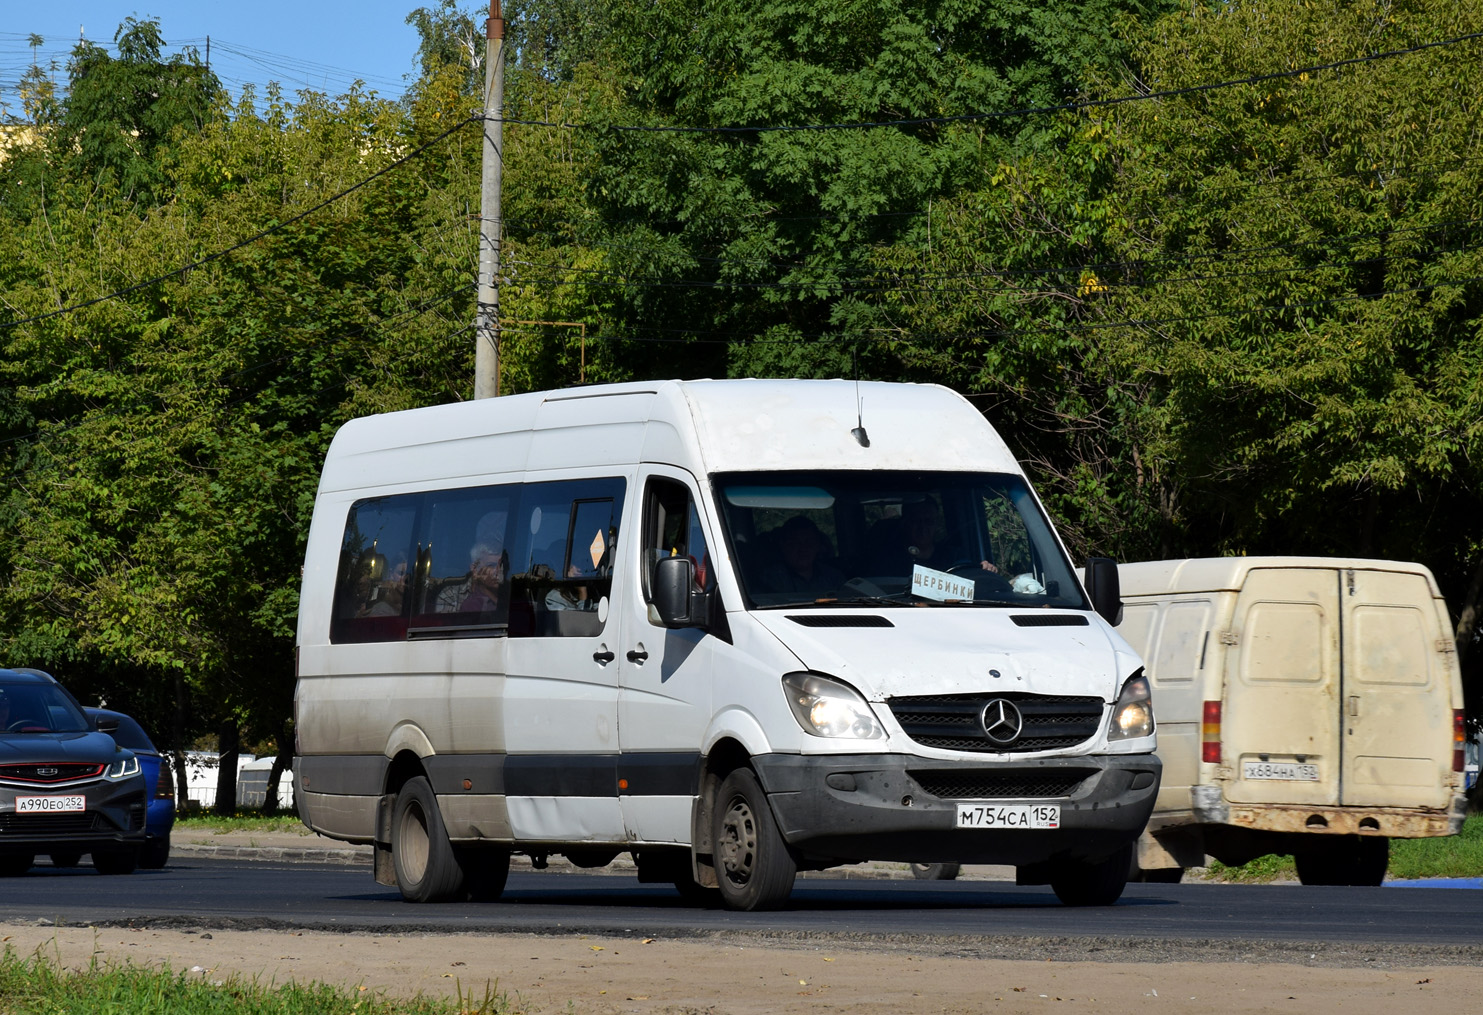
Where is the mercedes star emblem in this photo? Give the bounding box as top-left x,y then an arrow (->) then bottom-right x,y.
980,698 -> 1024,745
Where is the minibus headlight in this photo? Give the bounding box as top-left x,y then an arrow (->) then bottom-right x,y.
106,755 -> 141,780
782,672 -> 884,740
1108,673 -> 1154,741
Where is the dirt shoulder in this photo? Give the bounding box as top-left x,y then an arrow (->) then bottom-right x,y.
4,923 -> 1480,1015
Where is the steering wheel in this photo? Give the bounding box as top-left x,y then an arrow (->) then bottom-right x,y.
942,561 -> 1014,594
7,720 -> 44,732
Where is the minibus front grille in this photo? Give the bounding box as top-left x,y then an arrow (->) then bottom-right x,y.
910,770 -> 1091,799
887,693 -> 1105,753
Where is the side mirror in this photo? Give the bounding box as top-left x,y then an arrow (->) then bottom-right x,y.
652,555 -> 700,628
1085,556 -> 1123,626
95,716 -> 120,734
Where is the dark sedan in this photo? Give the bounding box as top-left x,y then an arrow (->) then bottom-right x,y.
0,669 -> 147,875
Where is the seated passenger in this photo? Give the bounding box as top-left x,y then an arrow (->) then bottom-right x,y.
437,543 -> 506,614
759,516 -> 844,599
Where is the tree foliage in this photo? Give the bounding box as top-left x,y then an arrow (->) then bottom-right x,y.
0,0 -> 1480,770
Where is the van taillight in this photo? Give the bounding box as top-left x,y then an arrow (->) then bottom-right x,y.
1202,700 -> 1222,764
1455,710 -> 1466,773
155,759 -> 175,800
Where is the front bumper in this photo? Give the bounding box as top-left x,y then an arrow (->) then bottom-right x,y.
0,776 -> 148,855
753,752 -> 1161,866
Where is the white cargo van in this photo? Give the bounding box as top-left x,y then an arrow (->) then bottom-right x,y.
293,380 -> 1160,910
1119,557 -> 1468,885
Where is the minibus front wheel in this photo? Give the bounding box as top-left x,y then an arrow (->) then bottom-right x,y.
391,776 -> 466,902
1048,843 -> 1132,906
712,768 -> 797,912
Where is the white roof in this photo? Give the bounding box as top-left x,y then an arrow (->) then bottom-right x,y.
318,379 -> 1023,492
1119,556 -> 1442,598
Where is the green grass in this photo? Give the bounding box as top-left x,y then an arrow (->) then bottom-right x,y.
174,812 -> 309,835
1202,814 -> 1483,882
0,946 -> 510,1015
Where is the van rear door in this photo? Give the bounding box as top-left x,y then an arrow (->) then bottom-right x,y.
1223,567 -> 1342,807
1340,568 -> 1453,810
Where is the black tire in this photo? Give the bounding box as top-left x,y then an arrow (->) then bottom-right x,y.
92,850 -> 138,876
910,862 -> 962,881
391,776 -> 466,902
139,835 -> 171,870
0,854 -> 33,877
672,875 -> 722,907
458,845 -> 511,902
1296,836 -> 1388,887
712,768 -> 797,911
48,853 -> 83,869
1138,866 -> 1184,884
1050,843 -> 1133,906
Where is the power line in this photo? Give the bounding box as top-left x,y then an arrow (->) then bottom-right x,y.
488,30 -> 1483,135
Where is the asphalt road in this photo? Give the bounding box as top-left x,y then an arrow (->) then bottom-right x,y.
1,856 -> 1480,964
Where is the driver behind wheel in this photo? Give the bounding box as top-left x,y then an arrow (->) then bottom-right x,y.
894,498 -> 998,576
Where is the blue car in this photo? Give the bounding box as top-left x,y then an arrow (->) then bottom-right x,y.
85,708 -> 175,869
0,669 -> 148,875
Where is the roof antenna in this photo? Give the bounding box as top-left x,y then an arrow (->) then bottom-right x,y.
850,346 -> 870,448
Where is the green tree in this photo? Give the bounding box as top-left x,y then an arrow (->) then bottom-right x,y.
47,18 -> 219,203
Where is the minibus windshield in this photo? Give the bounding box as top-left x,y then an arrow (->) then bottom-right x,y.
714,471 -> 1088,611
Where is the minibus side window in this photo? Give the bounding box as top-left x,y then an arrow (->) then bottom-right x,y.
409,487 -> 516,633
506,478 -> 625,638
642,478 -> 713,603
331,495 -> 420,644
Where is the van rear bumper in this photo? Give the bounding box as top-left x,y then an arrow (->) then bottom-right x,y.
752,752 -> 1160,866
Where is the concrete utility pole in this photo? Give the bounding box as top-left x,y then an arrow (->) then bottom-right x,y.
473,0 -> 505,398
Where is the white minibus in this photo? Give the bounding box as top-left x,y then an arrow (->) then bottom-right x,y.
293,380 -> 1160,910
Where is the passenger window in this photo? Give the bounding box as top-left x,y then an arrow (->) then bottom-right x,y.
331,497 -> 419,644
411,487 -> 516,631
642,478 -> 713,603
507,478 -> 625,638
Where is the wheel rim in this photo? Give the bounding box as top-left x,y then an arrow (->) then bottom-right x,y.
718,795 -> 758,887
400,801 -> 431,884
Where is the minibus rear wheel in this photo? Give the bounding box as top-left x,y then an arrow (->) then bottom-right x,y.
392,776 -> 466,902
712,768 -> 797,911
1049,843 -> 1132,906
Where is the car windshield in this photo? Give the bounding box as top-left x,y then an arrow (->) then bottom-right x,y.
714,471 -> 1088,611
0,683 -> 90,734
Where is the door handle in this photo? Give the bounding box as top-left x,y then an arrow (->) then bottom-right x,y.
626,648 -> 649,663
1348,695 -> 1360,717
593,649 -> 615,664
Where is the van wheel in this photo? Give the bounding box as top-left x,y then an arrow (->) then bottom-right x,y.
910,862 -> 962,881
392,776 -> 466,902
1050,844 -> 1132,906
458,845 -> 511,902
1296,836 -> 1387,887
712,768 -> 797,911
49,853 -> 83,869
1137,866 -> 1183,884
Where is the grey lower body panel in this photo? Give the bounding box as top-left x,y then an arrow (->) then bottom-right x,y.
753,752 -> 1161,866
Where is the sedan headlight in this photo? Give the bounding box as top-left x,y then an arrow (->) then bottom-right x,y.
783,672 -> 884,740
1108,672 -> 1154,741
106,755 -> 140,780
